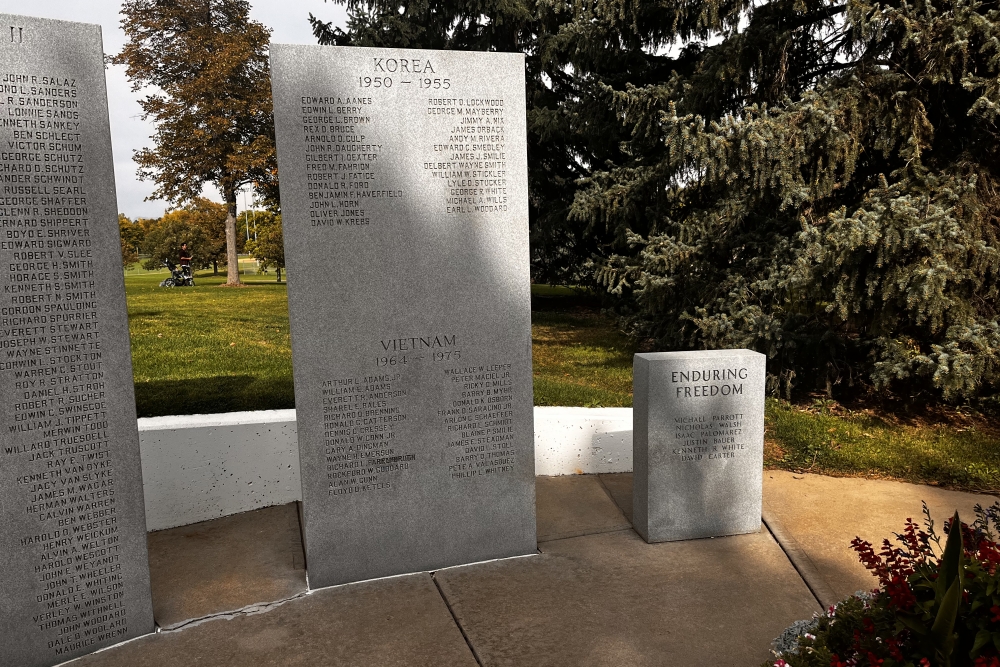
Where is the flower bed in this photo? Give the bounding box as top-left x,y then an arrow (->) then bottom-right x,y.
766,503 -> 1000,667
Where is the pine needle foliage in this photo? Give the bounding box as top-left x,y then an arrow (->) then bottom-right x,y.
311,0 -> 1000,401
569,0 -> 1000,401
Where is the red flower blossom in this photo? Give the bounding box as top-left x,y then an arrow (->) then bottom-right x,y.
887,638 -> 904,661
885,575 -> 916,610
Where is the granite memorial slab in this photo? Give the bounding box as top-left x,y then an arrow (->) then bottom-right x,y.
633,350 -> 766,542
0,14 -> 154,667
270,45 -> 536,587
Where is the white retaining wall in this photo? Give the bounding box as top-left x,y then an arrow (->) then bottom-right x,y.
532,407 -> 633,475
138,407 -> 634,531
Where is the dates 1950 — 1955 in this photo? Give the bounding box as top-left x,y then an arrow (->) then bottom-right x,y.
359,77 -> 451,89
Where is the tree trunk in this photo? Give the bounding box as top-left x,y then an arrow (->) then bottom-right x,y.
224,190 -> 240,286
213,260 -> 218,275
276,267 -> 281,283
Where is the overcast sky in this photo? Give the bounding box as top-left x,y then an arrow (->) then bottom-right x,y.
0,1 -> 348,218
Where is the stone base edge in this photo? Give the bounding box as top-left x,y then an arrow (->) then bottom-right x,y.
139,407 -> 634,531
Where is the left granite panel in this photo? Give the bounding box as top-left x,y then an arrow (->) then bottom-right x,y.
0,14 -> 154,667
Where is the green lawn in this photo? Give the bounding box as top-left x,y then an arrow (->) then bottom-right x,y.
531,310 -> 634,406
127,269 -> 292,416
764,399 -> 1000,492
127,274 -> 630,415
126,273 -> 1000,493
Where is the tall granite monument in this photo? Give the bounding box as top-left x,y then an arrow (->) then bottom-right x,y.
633,350 -> 766,543
271,45 -> 536,587
0,14 -> 154,666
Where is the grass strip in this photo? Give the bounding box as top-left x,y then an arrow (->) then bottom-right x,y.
531,310 -> 635,407
127,270 -> 293,417
765,399 -> 1000,493
127,276 -> 635,415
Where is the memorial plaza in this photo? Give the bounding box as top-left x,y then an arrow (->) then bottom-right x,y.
59,470 -> 994,666
3,4 -> 999,666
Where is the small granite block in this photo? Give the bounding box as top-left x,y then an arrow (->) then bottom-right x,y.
633,350 -> 766,542
0,14 -> 154,667
270,45 -> 536,588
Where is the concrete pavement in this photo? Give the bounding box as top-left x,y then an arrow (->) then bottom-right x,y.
65,472 -> 995,666
760,470 -> 999,607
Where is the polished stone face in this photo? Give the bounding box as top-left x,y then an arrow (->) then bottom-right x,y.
270,44 -> 536,588
0,14 -> 153,667
633,350 -> 766,542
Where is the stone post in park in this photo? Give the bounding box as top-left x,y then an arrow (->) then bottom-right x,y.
270,45 -> 536,587
0,14 -> 154,667
633,350 -> 766,543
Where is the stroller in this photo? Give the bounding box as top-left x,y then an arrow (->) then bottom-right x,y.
159,260 -> 195,287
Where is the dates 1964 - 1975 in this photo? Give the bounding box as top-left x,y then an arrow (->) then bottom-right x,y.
375,350 -> 462,367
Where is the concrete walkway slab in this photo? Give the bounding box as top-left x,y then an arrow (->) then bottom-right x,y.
598,473 -> 633,522
762,470 -> 999,606
436,528 -> 819,666
536,475 -> 631,541
69,470 -> 985,665
147,502 -> 307,628
73,574 -> 478,667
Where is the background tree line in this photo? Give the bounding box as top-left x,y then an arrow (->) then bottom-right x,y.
114,0 -> 278,287
116,0 -> 1000,407
119,198 -> 284,280
311,0 -> 1000,408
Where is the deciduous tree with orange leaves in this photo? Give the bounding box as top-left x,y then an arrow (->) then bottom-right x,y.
112,0 -> 276,286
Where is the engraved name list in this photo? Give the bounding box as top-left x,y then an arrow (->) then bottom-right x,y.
271,44 -> 536,588
0,16 -> 153,667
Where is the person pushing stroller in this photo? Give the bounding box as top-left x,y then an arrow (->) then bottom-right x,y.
179,243 -> 193,280
158,243 -> 196,287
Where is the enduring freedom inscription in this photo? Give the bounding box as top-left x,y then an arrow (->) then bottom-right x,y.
271,45 -> 536,587
633,350 -> 766,543
0,14 -> 154,667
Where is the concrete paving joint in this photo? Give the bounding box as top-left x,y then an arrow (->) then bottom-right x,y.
432,573 -> 485,667
761,507 -> 840,610
159,591 -> 313,633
